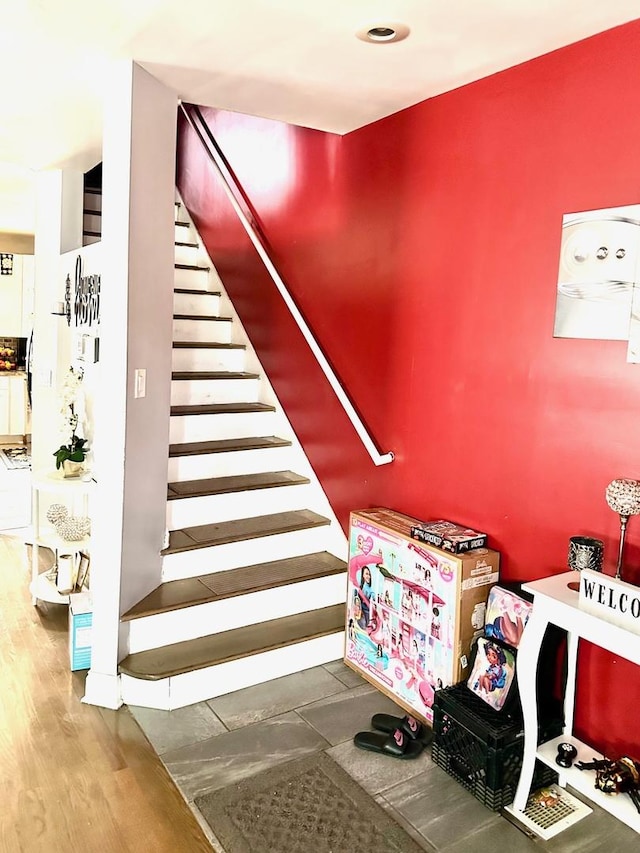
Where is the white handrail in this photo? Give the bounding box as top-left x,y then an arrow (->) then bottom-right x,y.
180,104 -> 394,466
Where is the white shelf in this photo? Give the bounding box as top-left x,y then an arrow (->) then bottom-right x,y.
537,735 -> 640,833
29,571 -> 71,605
37,529 -> 90,553
31,469 -> 94,493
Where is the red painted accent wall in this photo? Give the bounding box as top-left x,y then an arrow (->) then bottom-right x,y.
177,21 -> 640,756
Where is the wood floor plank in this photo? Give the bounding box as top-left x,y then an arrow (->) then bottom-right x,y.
0,534 -> 212,852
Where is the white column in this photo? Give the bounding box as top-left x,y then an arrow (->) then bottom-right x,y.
32,170 -> 83,473
83,61 -> 177,709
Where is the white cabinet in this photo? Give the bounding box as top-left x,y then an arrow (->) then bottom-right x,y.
0,253 -> 34,336
30,471 -> 93,605
0,382 -> 9,433
9,375 -> 26,435
0,374 -> 27,437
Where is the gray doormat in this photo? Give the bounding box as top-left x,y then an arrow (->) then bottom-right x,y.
194,752 -> 426,853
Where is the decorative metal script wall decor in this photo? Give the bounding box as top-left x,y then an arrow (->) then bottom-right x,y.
65,255 -> 100,327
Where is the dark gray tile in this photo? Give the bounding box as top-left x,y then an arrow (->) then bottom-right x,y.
206,666 -> 347,729
445,813 -> 540,852
327,738 -> 432,796
127,701 -> 227,754
380,765 -> 499,849
535,795 -> 640,853
298,683 -> 409,745
161,711 -> 329,801
323,659 -> 369,688
373,794 -> 442,852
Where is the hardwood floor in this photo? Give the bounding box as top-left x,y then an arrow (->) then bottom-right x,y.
0,534 -> 212,852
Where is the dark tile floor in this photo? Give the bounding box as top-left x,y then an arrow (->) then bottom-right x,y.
128,662 -> 638,852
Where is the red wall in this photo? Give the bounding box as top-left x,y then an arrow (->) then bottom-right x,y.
177,21 -> 640,757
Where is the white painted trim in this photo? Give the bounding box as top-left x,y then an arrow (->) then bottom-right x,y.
82,671 -> 123,709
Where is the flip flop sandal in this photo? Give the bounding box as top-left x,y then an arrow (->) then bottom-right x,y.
371,713 -> 428,742
353,727 -> 425,759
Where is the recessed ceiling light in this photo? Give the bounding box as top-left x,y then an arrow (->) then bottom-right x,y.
356,23 -> 410,44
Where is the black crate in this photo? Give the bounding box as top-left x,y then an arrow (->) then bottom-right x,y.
432,684 -> 558,811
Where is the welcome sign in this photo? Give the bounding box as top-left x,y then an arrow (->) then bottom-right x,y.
579,569 -> 640,636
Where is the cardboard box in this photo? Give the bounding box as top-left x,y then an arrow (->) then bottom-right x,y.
69,592 -> 92,671
344,508 -> 499,725
410,519 -> 487,554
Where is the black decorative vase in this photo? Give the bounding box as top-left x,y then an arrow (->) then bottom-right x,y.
567,536 -> 604,591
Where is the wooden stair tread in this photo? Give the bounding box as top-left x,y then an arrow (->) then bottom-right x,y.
175,263 -> 210,272
175,220 -> 190,227
164,509 -> 331,554
171,370 -> 259,381
119,604 -> 345,680
169,436 -> 291,457
170,402 -> 275,416
121,552 -> 346,621
172,341 -> 245,350
82,208 -> 102,216
173,287 -> 221,296
167,470 -> 310,499
175,241 -> 199,248
173,313 -> 231,322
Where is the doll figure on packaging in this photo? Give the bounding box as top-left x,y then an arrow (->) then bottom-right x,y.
474,641 -> 507,693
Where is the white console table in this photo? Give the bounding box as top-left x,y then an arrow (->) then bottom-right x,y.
30,470 -> 93,605
512,571 -> 640,833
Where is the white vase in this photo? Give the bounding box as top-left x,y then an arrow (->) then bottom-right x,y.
56,553 -> 79,594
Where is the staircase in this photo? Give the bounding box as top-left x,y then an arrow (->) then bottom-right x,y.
117,200 -> 348,710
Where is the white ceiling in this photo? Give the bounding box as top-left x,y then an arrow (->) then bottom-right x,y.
1,0 -> 639,235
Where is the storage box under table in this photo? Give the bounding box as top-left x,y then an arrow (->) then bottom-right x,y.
432,683 -> 559,811
69,592 -> 92,671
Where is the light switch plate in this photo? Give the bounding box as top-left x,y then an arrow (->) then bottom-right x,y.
134,368 -> 146,398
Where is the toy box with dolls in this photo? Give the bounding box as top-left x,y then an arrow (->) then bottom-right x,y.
344,508 -> 500,726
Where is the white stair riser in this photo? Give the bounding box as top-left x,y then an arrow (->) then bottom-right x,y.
170,377 -> 261,406
174,243 -> 202,266
168,446 -> 293,480
172,346 -> 245,372
83,212 -> 101,232
120,632 -> 345,710
127,573 -> 346,653
172,317 -> 232,342
170,410 -> 277,443
162,525 -> 345,581
166,482 -> 315,528
175,223 -> 193,242
173,291 -> 221,316
84,193 -> 101,213
174,266 -> 210,289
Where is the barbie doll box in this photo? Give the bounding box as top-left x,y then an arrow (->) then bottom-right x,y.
344,508 -> 500,725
